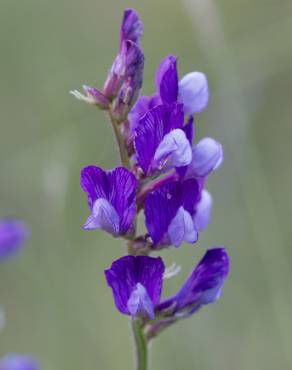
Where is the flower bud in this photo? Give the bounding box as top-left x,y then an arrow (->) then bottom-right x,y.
70,85 -> 109,109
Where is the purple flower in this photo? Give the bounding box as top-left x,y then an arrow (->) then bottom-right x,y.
184,137 -> 223,179
128,55 -> 209,135
145,179 -> 201,247
0,354 -> 39,370
120,8 -> 143,46
80,166 -> 137,236
105,255 -> 165,319
134,103 -> 192,175
0,219 -> 29,261
157,248 -> 229,317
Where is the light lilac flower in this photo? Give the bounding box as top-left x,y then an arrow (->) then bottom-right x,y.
145,179 -> 201,247
178,72 -> 209,115
0,354 -> 39,370
105,255 -> 165,319
157,248 -> 229,317
0,219 -> 29,261
80,166 -> 137,236
134,103 -> 192,175
184,137 -> 223,178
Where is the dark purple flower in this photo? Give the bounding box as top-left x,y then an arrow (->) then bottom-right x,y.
0,354 -> 39,370
105,255 -> 165,319
120,8 -> 143,46
145,179 -> 201,247
156,55 -> 178,104
80,166 -> 137,236
157,248 -> 229,317
134,103 -> 192,175
0,219 -> 29,261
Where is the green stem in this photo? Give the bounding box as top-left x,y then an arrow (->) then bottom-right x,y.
132,319 -> 148,370
107,108 -> 131,169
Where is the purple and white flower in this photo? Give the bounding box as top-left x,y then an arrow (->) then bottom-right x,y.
105,255 -> 165,319
80,166 -> 137,236
145,179 -> 201,247
134,103 -> 192,176
129,54 -> 209,132
157,248 -> 229,317
0,219 -> 29,261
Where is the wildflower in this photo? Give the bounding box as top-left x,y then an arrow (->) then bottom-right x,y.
105,255 -> 164,319
0,354 -> 39,370
80,166 -> 137,236
157,248 -> 229,317
0,219 -> 29,261
129,55 -> 209,131
145,180 -> 201,247
134,103 -> 192,176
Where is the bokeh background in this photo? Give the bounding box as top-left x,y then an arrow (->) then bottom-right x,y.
1,0 -> 292,369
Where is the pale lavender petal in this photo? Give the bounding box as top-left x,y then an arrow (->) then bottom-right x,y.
154,129 -> 192,170
194,190 -> 213,232
186,138 -> 223,178
0,354 -> 39,370
167,206 -> 198,247
178,72 -> 209,114
127,283 -> 154,319
157,248 -> 229,315
156,55 -> 178,104
83,198 -> 120,236
0,219 -> 29,261
105,255 -> 165,317
134,103 -> 184,175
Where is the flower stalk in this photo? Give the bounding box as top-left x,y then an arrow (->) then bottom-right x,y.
132,318 -> 148,370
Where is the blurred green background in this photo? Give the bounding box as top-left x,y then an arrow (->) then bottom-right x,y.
1,0 -> 292,369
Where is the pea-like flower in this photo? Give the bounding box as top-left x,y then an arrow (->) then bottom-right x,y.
134,103 -> 192,176
145,179 -> 201,247
105,248 -> 229,323
129,54 -> 209,132
105,255 -> 165,319
157,248 -> 229,317
0,354 -> 39,370
80,166 -> 137,237
0,219 -> 29,261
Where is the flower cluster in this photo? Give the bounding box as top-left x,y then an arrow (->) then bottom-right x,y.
72,8 -> 229,343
